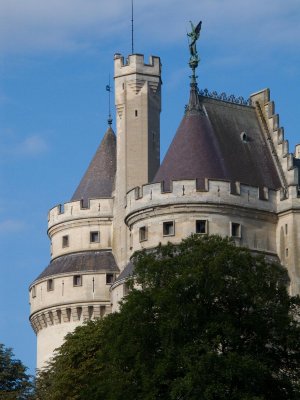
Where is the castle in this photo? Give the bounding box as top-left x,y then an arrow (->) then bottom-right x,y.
29,39 -> 300,369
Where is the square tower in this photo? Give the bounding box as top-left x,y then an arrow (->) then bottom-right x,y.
113,54 -> 162,267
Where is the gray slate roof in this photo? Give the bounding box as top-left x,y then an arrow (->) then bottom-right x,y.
34,251 -> 119,282
71,127 -> 116,206
114,261 -> 134,284
154,90 -> 281,191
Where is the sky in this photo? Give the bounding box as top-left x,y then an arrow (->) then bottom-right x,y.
0,0 -> 300,374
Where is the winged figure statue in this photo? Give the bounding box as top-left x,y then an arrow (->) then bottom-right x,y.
187,20 -> 202,60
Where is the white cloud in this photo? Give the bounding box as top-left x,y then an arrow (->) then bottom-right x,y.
0,219 -> 26,233
0,0 -> 299,55
0,133 -> 49,159
15,135 -> 49,156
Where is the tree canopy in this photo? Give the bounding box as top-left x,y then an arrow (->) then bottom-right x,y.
35,235 -> 300,400
0,343 -> 33,399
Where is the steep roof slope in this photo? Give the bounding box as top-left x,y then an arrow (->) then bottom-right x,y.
71,127 -> 116,205
154,89 -> 281,190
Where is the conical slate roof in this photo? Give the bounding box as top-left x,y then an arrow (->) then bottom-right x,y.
154,84 -> 228,190
154,85 -> 281,191
71,127 -> 116,206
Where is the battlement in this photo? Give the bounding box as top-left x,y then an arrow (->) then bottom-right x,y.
251,89 -> 299,190
125,179 -> 279,217
114,53 -> 161,78
48,198 -> 114,229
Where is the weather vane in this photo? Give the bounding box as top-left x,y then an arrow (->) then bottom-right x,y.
106,75 -> 112,127
187,20 -> 202,84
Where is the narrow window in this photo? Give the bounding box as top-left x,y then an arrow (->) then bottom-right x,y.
139,226 -> 148,242
73,275 -> 82,287
62,235 -> 69,248
135,109 -> 138,117
286,248 -> 289,257
285,224 -> 288,235
90,231 -> 100,243
196,220 -> 207,234
32,286 -> 36,298
47,279 -> 54,291
163,221 -> 175,236
106,273 -> 114,284
231,222 -> 241,238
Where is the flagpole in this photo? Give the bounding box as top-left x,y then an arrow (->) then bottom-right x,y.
106,76 -> 112,127
131,0 -> 134,54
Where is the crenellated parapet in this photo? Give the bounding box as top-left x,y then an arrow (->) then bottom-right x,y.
48,198 -> 114,229
125,178 -> 278,219
47,199 -> 114,259
114,53 -> 161,79
251,89 -> 299,193
124,178 -> 279,260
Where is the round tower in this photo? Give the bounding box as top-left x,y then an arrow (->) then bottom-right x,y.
29,126 -> 119,369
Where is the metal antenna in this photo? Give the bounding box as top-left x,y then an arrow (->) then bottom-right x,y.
106,75 -> 112,127
131,0 -> 134,54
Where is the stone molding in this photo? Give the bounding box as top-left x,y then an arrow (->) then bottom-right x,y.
30,302 -> 111,334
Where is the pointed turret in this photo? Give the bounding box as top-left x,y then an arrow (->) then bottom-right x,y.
72,126 -> 116,206
154,20 -> 280,191
153,85 -> 227,190
30,123 -> 118,369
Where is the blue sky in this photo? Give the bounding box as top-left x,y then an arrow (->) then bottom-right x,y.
0,0 -> 299,374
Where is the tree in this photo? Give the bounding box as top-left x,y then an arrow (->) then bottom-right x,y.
35,235 -> 300,400
0,343 -> 33,399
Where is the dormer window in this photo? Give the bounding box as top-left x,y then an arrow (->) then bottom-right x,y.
240,131 -> 248,143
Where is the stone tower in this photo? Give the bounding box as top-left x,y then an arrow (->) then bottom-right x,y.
113,54 -> 161,267
29,126 -> 119,369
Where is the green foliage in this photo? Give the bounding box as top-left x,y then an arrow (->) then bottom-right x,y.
0,343 -> 33,399
35,235 -> 300,400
